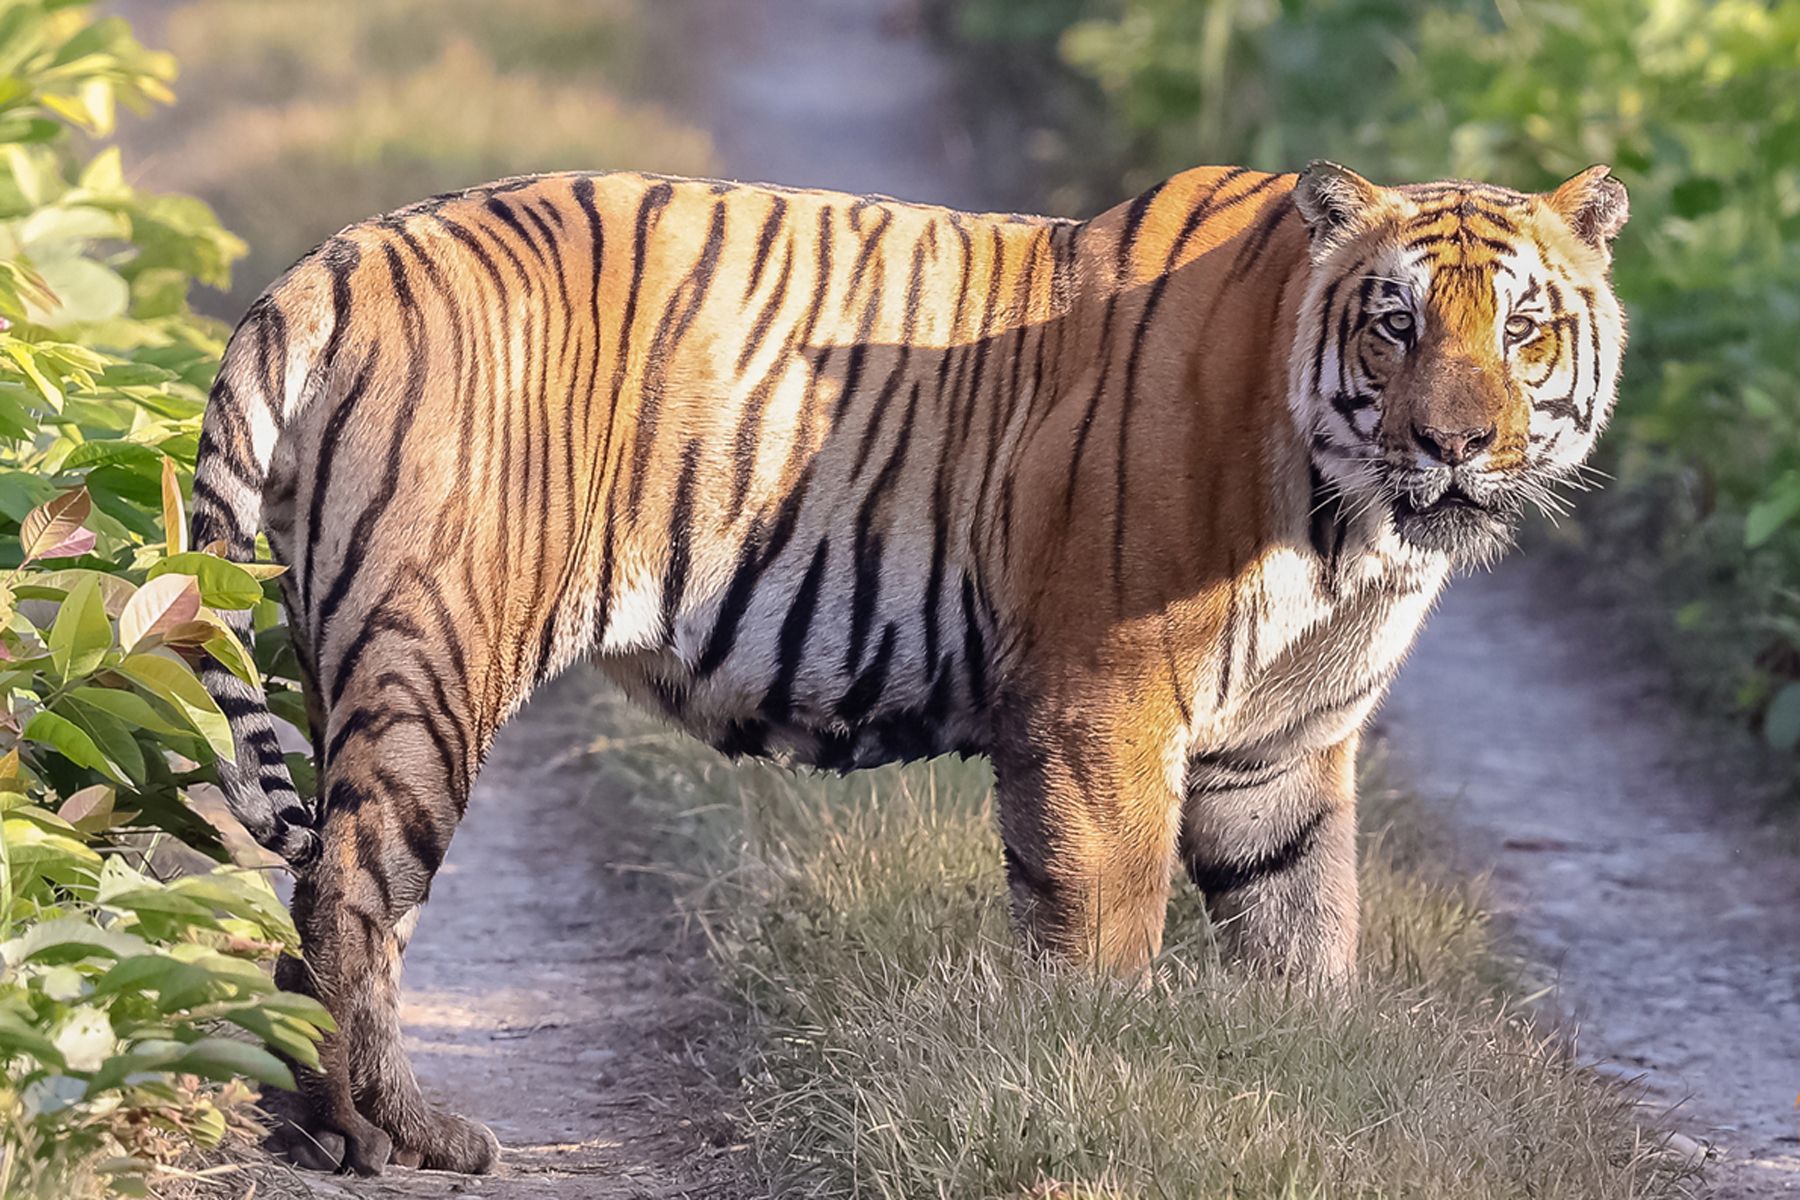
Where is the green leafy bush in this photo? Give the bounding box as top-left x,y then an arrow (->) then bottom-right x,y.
944,0 -> 1800,762
0,4 -> 327,1195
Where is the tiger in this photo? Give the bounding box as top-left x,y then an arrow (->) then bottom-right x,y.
189,160 -> 1628,1175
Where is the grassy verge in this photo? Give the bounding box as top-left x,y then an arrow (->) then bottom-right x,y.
584,690 -> 1694,1199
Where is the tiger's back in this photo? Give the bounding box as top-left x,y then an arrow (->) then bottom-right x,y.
228,169 -> 1178,780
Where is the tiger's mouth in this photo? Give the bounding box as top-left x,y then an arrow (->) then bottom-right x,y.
1388,476 -> 1517,562
1394,482 -> 1485,518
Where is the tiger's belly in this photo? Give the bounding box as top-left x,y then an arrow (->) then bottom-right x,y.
590,515 -> 995,773
602,645 -> 989,772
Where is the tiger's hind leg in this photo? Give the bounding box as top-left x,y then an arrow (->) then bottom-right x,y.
351,903 -> 499,1172
270,673 -> 502,1176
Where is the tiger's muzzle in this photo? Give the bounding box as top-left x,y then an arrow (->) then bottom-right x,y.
1384,460 -> 1521,563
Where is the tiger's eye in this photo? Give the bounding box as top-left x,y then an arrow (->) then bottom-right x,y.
1505,314 -> 1539,343
1378,311 -> 1414,340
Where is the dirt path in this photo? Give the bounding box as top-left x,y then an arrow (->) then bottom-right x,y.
1380,557 -> 1800,1198
675,0 -> 989,209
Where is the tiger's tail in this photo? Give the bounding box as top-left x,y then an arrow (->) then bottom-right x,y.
189,287 -> 333,869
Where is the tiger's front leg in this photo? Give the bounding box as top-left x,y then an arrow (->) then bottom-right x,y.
1180,736 -> 1360,981
265,676 -> 500,1177
991,691 -> 1185,976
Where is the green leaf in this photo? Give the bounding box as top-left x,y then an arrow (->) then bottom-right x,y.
114,652 -> 232,760
26,254 -> 130,327
1745,477 -> 1800,548
266,688 -> 311,740
20,570 -> 138,618
1669,177 -> 1725,220
23,708 -> 119,780
47,574 -> 111,682
169,1037 -> 295,1090
202,623 -> 256,687
18,203 -> 128,249
219,1006 -> 323,1068
5,340 -> 64,408
68,683 -> 192,739
1,916 -> 147,966
255,989 -> 336,1031
81,1039 -> 186,1098
0,1007 -> 67,1069
61,440 -> 165,473
168,871 -> 296,942
90,953 -> 189,998
147,553 -> 262,610
1,813 -> 101,882
56,694 -> 146,785
0,472 -> 59,528
98,885 -> 228,939
1763,683 -> 1800,752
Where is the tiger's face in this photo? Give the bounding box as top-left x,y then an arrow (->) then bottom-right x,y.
1289,162 -> 1629,564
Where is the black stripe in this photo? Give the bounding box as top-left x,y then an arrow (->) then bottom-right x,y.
959,573 -> 988,710
315,246 -> 431,696
594,181 -> 674,639
628,199 -> 728,514
696,458 -> 820,677
1116,180 -> 1167,276
837,622 -> 897,723
659,440 -> 703,644
844,382 -> 920,674
760,538 -> 830,722
1216,588 -> 1240,705
735,239 -> 795,374
298,349 -> 376,627
1188,808 -> 1328,897
746,195 -> 789,299
728,206 -> 833,518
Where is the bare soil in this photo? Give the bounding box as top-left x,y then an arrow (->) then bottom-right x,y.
1380,557 -> 1800,1198
673,0 -> 991,209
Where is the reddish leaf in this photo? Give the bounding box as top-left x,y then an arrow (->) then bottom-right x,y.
20,488 -> 92,564
39,526 -> 96,559
118,574 -> 202,651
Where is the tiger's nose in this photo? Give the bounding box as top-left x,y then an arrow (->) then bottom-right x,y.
1413,422 -> 1496,466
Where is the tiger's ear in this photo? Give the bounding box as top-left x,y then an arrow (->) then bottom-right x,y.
1292,161 -> 1382,252
1547,165 -> 1629,247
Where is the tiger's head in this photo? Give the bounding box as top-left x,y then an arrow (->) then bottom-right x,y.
1288,161 -> 1628,564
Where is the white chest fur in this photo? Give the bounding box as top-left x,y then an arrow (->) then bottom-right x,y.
1191,536 -> 1449,767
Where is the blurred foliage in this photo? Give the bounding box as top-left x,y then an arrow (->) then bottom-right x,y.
0,4 -> 329,1195
942,0 -> 1800,760
127,0 -> 714,314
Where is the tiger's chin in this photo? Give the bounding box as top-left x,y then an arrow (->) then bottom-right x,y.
1390,486 -> 1518,566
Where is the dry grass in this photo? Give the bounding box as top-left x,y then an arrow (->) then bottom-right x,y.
586,691 -> 1699,1200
